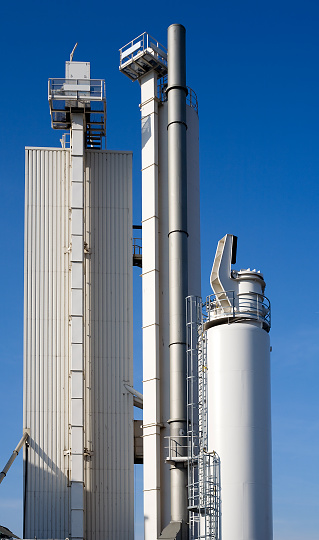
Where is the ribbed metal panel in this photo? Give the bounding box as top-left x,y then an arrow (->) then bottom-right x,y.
24,148 -> 133,540
84,150 -> 134,540
23,147 -> 71,539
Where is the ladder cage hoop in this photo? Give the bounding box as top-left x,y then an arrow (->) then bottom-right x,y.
186,296 -> 220,540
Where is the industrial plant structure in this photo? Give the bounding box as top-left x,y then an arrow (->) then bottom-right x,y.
119,25 -> 272,540
119,25 -> 201,539
23,59 -> 134,540
0,23 -> 272,540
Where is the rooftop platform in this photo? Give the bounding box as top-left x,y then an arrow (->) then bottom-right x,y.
119,33 -> 167,81
48,78 -> 106,148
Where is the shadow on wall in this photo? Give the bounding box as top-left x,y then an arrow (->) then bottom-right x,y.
23,439 -> 69,539
142,116 -> 152,149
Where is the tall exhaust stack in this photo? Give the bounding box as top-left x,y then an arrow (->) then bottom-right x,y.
119,25 -> 201,539
167,23 -> 188,530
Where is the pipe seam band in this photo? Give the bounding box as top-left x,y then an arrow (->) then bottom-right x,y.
168,229 -> 189,237
167,120 -> 188,130
169,341 -> 187,347
166,84 -> 188,96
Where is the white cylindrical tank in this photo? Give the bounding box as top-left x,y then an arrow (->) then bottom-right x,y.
206,270 -> 272,540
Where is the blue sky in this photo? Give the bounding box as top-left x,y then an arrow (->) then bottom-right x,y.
1,1 -> 318,539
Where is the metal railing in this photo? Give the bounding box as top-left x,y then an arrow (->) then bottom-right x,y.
48,78 -> 106,102
165,435 -> 189,463
205,290 -> 271,328
48,78 -> 106,139
158,76 -> 199,113
60,132 -> 70,149
119,32 -> 167,70
132,237 -> 142,268
187,86 -> 199,113
133,238 -> 142,256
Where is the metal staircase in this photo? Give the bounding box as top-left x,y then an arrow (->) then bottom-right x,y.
48,78 -> 106,149
86,116 -> 104,149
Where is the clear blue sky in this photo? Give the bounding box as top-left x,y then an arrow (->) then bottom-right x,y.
1,1 -> 318,539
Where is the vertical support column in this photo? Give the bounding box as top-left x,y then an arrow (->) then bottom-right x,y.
140,71 -> 161,539
70,113 -> 85,540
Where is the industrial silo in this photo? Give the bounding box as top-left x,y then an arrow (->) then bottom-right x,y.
205,234 -> 272,540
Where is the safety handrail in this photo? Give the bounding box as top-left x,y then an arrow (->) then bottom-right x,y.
157,76 -> 198,113
205,290 -> 271,328
119,32 -> 167,69
133,238 -> 142,256
48,78 -> 106,102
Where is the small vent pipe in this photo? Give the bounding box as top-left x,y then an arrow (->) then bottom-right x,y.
167,23 -> 188,528
0,430 -> 29,484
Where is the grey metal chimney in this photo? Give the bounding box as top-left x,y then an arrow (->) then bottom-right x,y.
167,22 -> 188,534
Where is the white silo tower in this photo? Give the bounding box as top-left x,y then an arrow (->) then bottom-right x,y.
204,234 -> 273,540
120,25 -> 201,539
23,57 -> 134,540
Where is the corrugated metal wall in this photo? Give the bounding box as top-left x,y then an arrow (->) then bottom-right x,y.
23,148 -> 133,539
84,151 -> 134,540
23,148 -> 71,538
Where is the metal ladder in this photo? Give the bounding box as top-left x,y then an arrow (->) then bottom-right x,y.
186,296 -> 220,540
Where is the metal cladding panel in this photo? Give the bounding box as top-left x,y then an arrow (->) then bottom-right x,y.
24,148 -> 133,540
140,72 -> 162,540
84,150 -> 134,540
23,148 -> 71,539
206,322 -> 273,540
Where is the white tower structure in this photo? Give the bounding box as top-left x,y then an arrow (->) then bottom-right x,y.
205,234 -> 272,540
120,26 -> 201,539
23,58 -> 134,540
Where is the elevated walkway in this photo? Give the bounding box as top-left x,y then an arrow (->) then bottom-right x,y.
119,33 -> 167,81
48,78 -> 106,148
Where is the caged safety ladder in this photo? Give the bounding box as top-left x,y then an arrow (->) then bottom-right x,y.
186,296 -> 220,540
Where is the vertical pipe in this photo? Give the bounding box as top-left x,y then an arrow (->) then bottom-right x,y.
0,431 -> 29,484
167,23 -> 188,525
